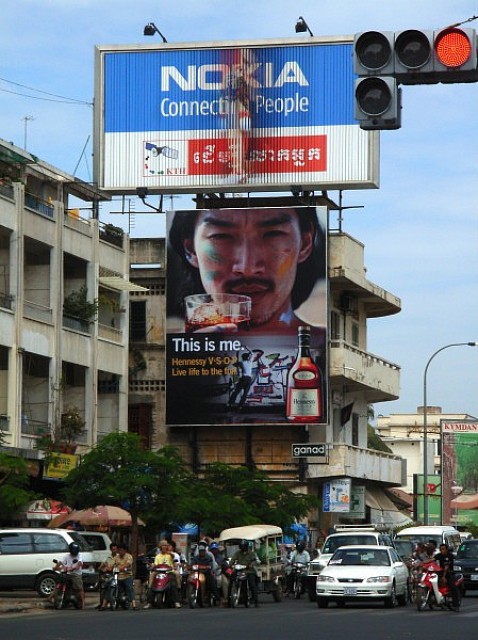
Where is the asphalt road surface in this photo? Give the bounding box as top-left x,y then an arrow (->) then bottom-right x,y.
2,594 -> 478,640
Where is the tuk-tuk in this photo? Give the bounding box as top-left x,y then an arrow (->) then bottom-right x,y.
218,524 -> 285,602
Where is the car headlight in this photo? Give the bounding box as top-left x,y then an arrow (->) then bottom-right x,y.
454,564 -> 462,571
316,575 -> 336,583
366,576 -> 392,583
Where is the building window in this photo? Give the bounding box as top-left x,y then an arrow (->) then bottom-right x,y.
351,322 -> 359,347
129,379 -> 165,393
129,403 -> 152,448
331,310 -> 341,340
352,412 -> 359,446
130,300 -> 146,341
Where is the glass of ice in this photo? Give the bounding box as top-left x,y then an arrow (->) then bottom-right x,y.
184,293 -> 251,333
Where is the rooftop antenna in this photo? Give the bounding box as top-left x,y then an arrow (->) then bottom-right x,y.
22,115 -> 35,150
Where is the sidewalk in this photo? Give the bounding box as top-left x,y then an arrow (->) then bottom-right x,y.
0,591 -> 99,614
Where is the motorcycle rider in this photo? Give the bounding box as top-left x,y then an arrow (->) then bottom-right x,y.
285,541 -> 310,595
144,539 -> 181,609
190,543 -> 219,606
114,544 -> 138,610
53,541 -> 85,609
435,543 -> 460,611
98,542 -> 118,610
230,539 -> 260,607
209,542 -> 230,606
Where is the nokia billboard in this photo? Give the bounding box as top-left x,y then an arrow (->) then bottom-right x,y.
94,37 -> 379,194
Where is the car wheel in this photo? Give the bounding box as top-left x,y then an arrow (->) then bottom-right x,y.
317,597 -> 329,608
36,572 -> 58,598
397,584 -> 408,606
384,583 -> 397,608
308,588 -> 317,602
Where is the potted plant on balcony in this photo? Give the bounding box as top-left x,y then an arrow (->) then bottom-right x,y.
35,408 -> 86,458
63,285 -> 98,330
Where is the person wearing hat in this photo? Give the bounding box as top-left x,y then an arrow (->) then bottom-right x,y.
144,539 -> 181,609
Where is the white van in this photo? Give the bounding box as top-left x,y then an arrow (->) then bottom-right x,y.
394,525 -> 462,553
76,531 -> 113,564
0,528 -> 97,597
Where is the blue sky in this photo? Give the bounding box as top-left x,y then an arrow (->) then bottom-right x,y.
1,0 -> 477,419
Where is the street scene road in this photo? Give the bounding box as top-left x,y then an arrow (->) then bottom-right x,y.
2,592 -> 478,640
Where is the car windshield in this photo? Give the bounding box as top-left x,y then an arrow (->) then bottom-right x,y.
396,534 -> 441,547
323,535 -> 376,553
394,540 -> 414,558
69,532 -> 90,551
329,548 -> 391,567
457,542 -> 478,559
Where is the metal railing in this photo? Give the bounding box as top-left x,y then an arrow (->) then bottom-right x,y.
0,291 -> 14,310
21,418 -> 50,437
0,182 -> 14,200
98,323 -> 122,342
24,192 -> 54,219
62,314 -> 92,333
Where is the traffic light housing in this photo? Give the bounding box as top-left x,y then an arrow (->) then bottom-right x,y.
354,27 -> 478,129
354,77 -> 401,130
394,28 -> 478,84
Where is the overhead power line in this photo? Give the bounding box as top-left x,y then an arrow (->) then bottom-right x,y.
0,77 -> 92,106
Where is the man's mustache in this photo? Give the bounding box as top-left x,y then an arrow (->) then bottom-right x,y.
225,278 -> 274,293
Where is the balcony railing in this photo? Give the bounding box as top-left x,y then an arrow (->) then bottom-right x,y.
98,323 -> 122,342
99,224 -> 124,248
0,291 -> 14,310
62,314 -> 92,334
98,380 -> 120,394
0,182 -> 14,200
24,192 -> 54,219
23,300 -> 53,323
21,418 -> 50,437
307,443 -> 404,485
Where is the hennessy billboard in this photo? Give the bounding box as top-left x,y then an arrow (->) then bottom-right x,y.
166,206 -> 328,426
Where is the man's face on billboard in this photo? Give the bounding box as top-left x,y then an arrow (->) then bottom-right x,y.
183,208 -> 313,328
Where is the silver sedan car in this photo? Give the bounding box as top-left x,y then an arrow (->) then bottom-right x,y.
316,545 -> 409,608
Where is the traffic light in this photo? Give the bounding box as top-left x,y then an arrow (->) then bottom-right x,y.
394,27 -> 478,84
353,27 -> 478,129
354,76 -> 401,130
353,31 -> 401,130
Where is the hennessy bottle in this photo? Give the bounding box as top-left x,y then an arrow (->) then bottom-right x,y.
286,325 -> 321,423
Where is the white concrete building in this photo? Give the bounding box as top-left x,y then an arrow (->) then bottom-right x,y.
376,407 -> 478,493
0,140 -> 138,478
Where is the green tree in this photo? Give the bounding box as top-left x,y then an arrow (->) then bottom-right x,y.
177,463 -> 318,538
0,449 -> 35,523
63,433 -> 185,558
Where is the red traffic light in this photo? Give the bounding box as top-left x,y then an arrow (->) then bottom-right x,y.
435,28 -> 473,67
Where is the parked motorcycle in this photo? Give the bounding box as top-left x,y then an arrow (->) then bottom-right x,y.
290,562 -> 308,600
103,566 -> 130,610
149,563 -> 175,608
230,563 -> 251,608
187,564 -> 216,608
52,560 -> 81,610
415,561 -> 463,612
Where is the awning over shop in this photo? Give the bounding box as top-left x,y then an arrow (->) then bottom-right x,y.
99,276 -> 148,292
366,486 -> 412,529
450,493 -> 478,510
